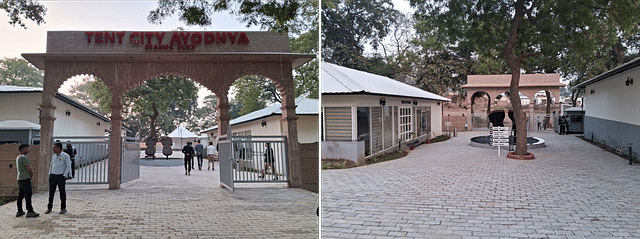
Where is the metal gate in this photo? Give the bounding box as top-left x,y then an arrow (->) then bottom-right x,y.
54,136 -> 140,185
219,135 -> 289,192
530,113 -> 556,132
121,137 -> 140,183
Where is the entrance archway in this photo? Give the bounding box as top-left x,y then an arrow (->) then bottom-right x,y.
23,31 -> 314,190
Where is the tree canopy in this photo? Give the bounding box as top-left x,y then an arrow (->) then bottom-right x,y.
0,0 -> 46,28
0,58 -> 43,87
410,0 -> 640,154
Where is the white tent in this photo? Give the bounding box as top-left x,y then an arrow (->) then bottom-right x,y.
168,126 -> 199,150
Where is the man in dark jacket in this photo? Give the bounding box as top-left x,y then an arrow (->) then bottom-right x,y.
63,141 -> 77,178
182,142 -> 195,175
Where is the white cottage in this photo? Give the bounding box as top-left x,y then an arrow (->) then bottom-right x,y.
0,85 -> 124,144
321,62 -> 450,163
200,97 -> 318,144
572,57 -> 640,154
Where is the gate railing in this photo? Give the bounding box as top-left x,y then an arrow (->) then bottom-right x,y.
231,136 -> 288,183
53,136 -> 109,184
52,136 -> 140,184
121,137 -> 140,183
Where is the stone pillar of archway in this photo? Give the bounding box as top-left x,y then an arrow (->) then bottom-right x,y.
109,97 -> 123,189
280,91 -> 301,188
37,94 -> 56,191
216,94 -> 230,140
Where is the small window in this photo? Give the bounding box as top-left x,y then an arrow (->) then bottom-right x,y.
571,115 -> 582,122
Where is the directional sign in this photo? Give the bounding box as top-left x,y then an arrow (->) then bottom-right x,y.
491,143 -> 509,146
490,139 -> 510,143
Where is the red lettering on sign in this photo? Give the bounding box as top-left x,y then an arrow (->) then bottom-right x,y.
191,32 -> 202,44
216,32 -> 226,44
155,32 -> 166,44
130,32 -> 140,44
104,32 -> 116,43
237,32 -> 249,44
179,32 -> 191,44
204,32 -> 215,44
85,32 -> 94,43
227,32 -> 238,44
95,32 -> 104,43
116,32 -> 125,43
170,32 -> 181,45
145,32 -> 154,44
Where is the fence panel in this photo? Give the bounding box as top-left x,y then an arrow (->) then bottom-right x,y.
121,137 -> 140,183
231,136 -> 288,183
54,136 -> 109,184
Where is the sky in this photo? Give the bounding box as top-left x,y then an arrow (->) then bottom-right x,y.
0,0 -> 262,104
0,1 -> 413,104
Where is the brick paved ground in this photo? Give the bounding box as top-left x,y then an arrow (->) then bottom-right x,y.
1,164 -> 318,238
322,131 -> 640,238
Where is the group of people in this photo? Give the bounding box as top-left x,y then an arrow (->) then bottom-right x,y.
182,140 -> 217,175
15,142 -> 74,218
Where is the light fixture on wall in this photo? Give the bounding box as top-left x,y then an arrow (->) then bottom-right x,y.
626,77 -> 633,86
437,102 -> 440,106
590,89 -> 595,94
261,120 -> 267,127
379,97 -> 386,106
413,99 -> 418,106
65,110 -> 71,116
97,122 -> 100,126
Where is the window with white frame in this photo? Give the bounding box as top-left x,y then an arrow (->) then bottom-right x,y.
399,107 -> 412,141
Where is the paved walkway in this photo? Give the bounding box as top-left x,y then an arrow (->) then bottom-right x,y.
322,131 -> 640,238
2,164 -> 318,238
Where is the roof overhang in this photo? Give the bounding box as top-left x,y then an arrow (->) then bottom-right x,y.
22,52 -> 315,71
572,57 -> 640,90
322,91 -> 451,101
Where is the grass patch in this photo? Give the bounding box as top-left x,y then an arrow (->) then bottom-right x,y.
578,136 -> 639,163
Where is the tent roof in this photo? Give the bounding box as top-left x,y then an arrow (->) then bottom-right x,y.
168,126 -> 199,138
0,120 -> 41,130
321,62 -> 450,101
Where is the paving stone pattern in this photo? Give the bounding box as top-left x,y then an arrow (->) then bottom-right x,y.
1,164 -> 319,238
322,131 -> 640,238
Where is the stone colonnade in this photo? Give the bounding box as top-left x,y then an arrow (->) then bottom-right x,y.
37,61 -> 302,190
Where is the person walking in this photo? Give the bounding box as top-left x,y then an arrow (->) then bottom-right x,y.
47,142 -> 71,214
536,116 -> 542,130
564,116 -> 571,134
182,142 -> 195,175
16,144 -> 39,218
63,141 -> 77,178
260,143 -> 277,180
194,140 -> 204,171
207,142 -> 217,170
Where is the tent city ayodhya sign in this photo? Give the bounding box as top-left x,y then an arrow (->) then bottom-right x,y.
45,31 -> 290,53
84,31 -> 250,50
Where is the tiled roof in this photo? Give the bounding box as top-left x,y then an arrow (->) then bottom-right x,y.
463,74 -> 566,88
321,62 -> 450,101
200,97 -> 317,133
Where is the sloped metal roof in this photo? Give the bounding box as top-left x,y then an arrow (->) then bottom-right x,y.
321,62 -> 450,101
0,120 -> 41,130
200,97 -> 317,133
572,57 -> 640,90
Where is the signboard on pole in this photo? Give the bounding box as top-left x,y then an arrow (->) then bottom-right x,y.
490,127 -> 510,156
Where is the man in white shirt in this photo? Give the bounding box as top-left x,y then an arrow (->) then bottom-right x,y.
46,142 -> 71,214
207,142 -> 217,170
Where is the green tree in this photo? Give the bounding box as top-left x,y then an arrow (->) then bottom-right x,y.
0,58 -> 43,87
1,0 -> 46,28
411,0 -> 640,155
322,0 -> 399,70
148,0 -> 300,33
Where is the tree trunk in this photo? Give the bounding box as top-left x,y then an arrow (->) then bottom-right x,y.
545,90 -> 552,114
146,102 -> 160,141
501,0 -> 528,155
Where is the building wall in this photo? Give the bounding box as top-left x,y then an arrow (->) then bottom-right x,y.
218,115 -> 318,144
0,92 -> 111,137
322,94 -> 445,137
1,144 -> 41,196
584,67 -> 640,126
582,66 -> 640,156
